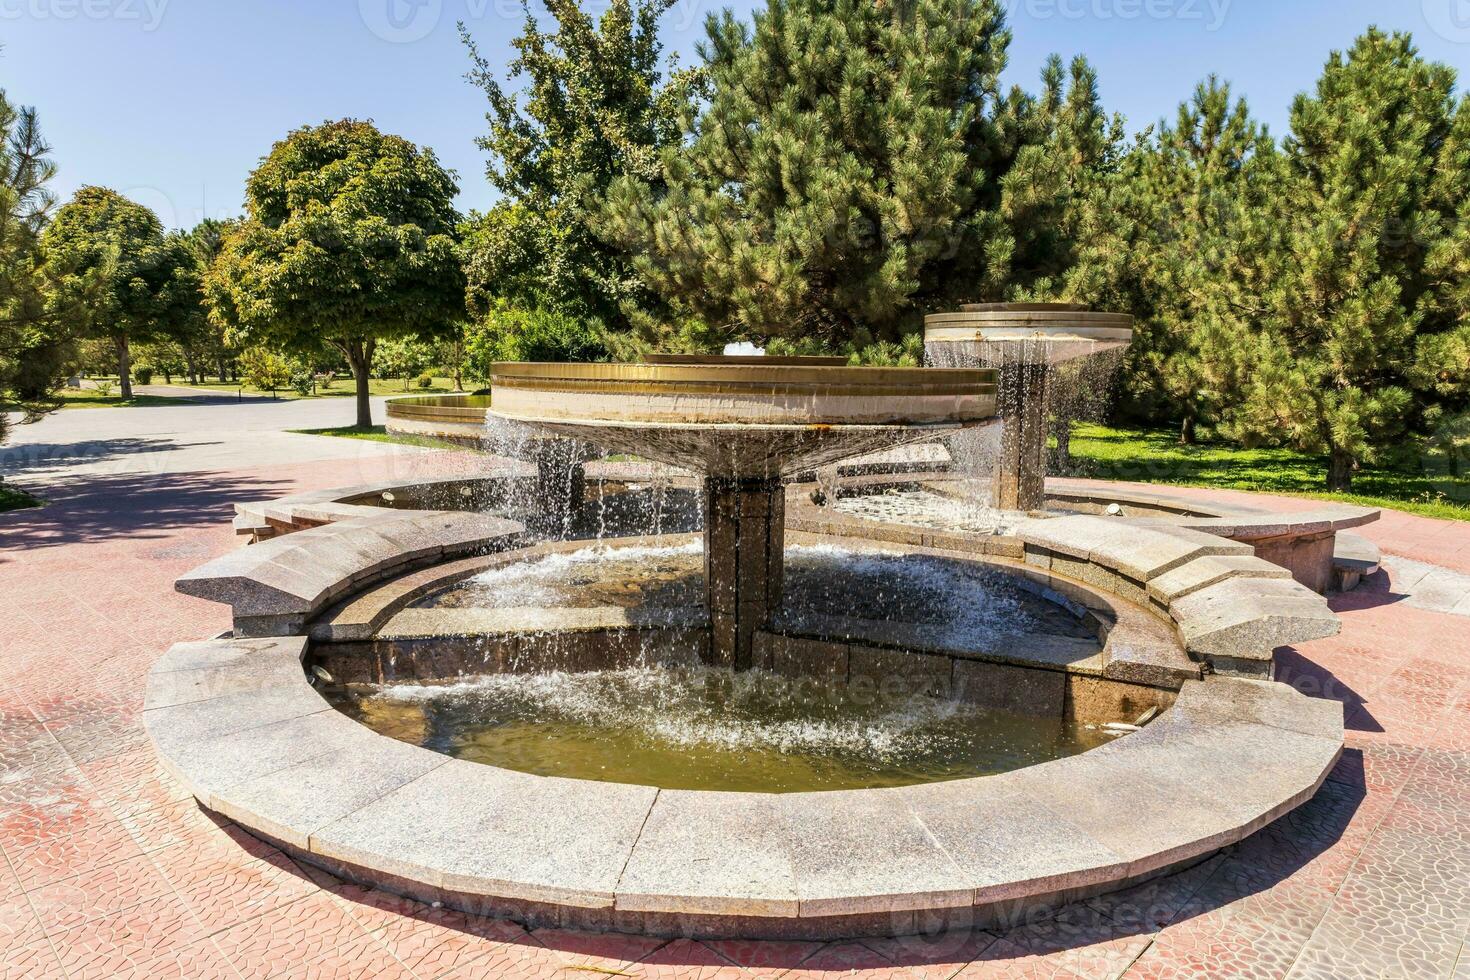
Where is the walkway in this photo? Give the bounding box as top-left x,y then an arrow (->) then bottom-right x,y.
0,408 -> 1467,978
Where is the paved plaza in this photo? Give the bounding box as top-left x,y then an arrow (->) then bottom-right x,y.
1,401 -> 1468,978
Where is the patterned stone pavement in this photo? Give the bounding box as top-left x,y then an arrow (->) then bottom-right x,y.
1,448 -> 1468,979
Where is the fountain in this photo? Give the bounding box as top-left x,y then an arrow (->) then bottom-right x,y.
924,302 -> 1133,512
157,341 -> 1347,941
487,355 -> 997,667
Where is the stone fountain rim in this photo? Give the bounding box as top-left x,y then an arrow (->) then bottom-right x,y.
144,627 -> 1341,937
158,478 -> 1344,939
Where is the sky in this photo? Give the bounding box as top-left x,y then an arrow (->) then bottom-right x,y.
3,0 -> 1469,229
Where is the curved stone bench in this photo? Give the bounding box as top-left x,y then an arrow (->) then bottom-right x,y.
178,511 -> 525,636
144,635 -> 1341,940
1019,515 -> 1339,679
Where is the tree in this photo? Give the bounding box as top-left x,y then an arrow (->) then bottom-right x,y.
171,218 -> 236,384
375,336 -> 435,390
1233,30 -> 1459,490
1000,55 -> 1125,301
1099,77 -> 1278,444
40,187 -> 194,400
460,1 -> 690,332
600,0 -> 1027,348
205,120 -> 464,427
236,346 -> 291,395
0,90 -> 69,444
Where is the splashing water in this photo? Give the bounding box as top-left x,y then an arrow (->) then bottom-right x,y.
328,664 -> 1111,792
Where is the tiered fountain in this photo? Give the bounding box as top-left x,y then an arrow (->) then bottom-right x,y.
156,337 -> 1345,942
488,354 -> 997,667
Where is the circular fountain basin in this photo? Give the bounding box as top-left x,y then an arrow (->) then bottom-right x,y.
924,302 -> 1133,365
320,539 -> 1112,794
488,358 -> 998,478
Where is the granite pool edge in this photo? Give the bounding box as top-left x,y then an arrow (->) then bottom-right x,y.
143,635 -> 1342,940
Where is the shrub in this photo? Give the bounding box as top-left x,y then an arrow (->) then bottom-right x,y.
237,347 -> 292,393
289,370 -> 314,396
134,366 -> 154,385
93,379 -> 115,399
465,302 -> 608,379
416,372 -> 435,389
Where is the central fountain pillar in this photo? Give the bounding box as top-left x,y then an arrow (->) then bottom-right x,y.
703,476 -> 785,669
994,363 -> 1051,513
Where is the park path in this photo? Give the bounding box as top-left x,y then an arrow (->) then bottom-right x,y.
0,409 -> 1467,978
0,396 -> 417,489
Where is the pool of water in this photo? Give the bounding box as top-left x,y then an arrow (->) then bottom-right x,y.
415,541 -> 1096,649
325,665 -> 1113,792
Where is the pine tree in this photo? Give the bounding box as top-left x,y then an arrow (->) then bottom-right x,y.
1001,55 -> 1125,302
1110,77 -> 1278,444
0,90 -> 69,444
599,0 -> 1023,348
1235,29 -> 1458,490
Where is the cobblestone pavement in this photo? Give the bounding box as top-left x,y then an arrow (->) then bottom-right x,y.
1,445 -> 1468,978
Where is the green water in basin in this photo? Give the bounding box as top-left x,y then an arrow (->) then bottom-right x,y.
325,665 -> 1112,793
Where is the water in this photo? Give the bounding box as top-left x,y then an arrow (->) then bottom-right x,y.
325,665 -> 1111,792
833,486 -> 1024,536
415,542 -> 1096,648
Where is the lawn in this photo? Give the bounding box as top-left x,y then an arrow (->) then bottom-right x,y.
29,376 -> 465,408
1067,423 -> 1470,522
0,482 -> 43,513
289,425 -> 463,450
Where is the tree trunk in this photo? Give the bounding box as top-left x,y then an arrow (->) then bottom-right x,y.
1327,447 -> 1355,492
1179,415 -> 1197,446
115,335 -> 133,400
1048,417 -> 1072,474
341,340 -> 376,429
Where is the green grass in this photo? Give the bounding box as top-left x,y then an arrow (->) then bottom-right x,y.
1068,423 -> 1470,522
34,388 -> 185,409
289,425 -> 462,450
0,483 -> 43,513
30,376 -> 464,408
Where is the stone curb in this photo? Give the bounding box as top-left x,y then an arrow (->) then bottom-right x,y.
144,635 -> 1342,940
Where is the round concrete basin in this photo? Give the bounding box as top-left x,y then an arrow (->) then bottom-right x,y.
487,358 -> 998,479
924,302 -> 1133,365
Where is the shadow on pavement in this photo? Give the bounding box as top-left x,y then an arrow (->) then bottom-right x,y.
0,469 -> 291,554
0,437 -> 222,476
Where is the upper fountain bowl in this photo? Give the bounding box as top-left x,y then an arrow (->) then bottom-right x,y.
488,357 -> 998,479
924,302 -> 1134,365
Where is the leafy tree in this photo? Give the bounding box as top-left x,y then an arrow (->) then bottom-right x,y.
0,90 -> 69,443
236,346 -> 291,395
600,0 -> 1030,348
460,0 -> 690,332
205,120 -> 464,427
40,187 -> 195,400
375,335 -> 436,390
1232,30 -> 1459,490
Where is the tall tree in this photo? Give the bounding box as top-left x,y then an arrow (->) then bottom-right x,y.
40,187 -> 193,401
460,0 -> 690,331
1234,30 -> 1459,490
0,89 -> 68,445
1000,54 -> 1125,301
1105,77 -> 1278,444
205,120 -> 464,427
600,0 -> 1024,348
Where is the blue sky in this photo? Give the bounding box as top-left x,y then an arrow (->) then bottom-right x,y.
3,0 -> 1468,228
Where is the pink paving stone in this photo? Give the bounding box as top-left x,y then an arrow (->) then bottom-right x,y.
4,459 -> 1470,979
